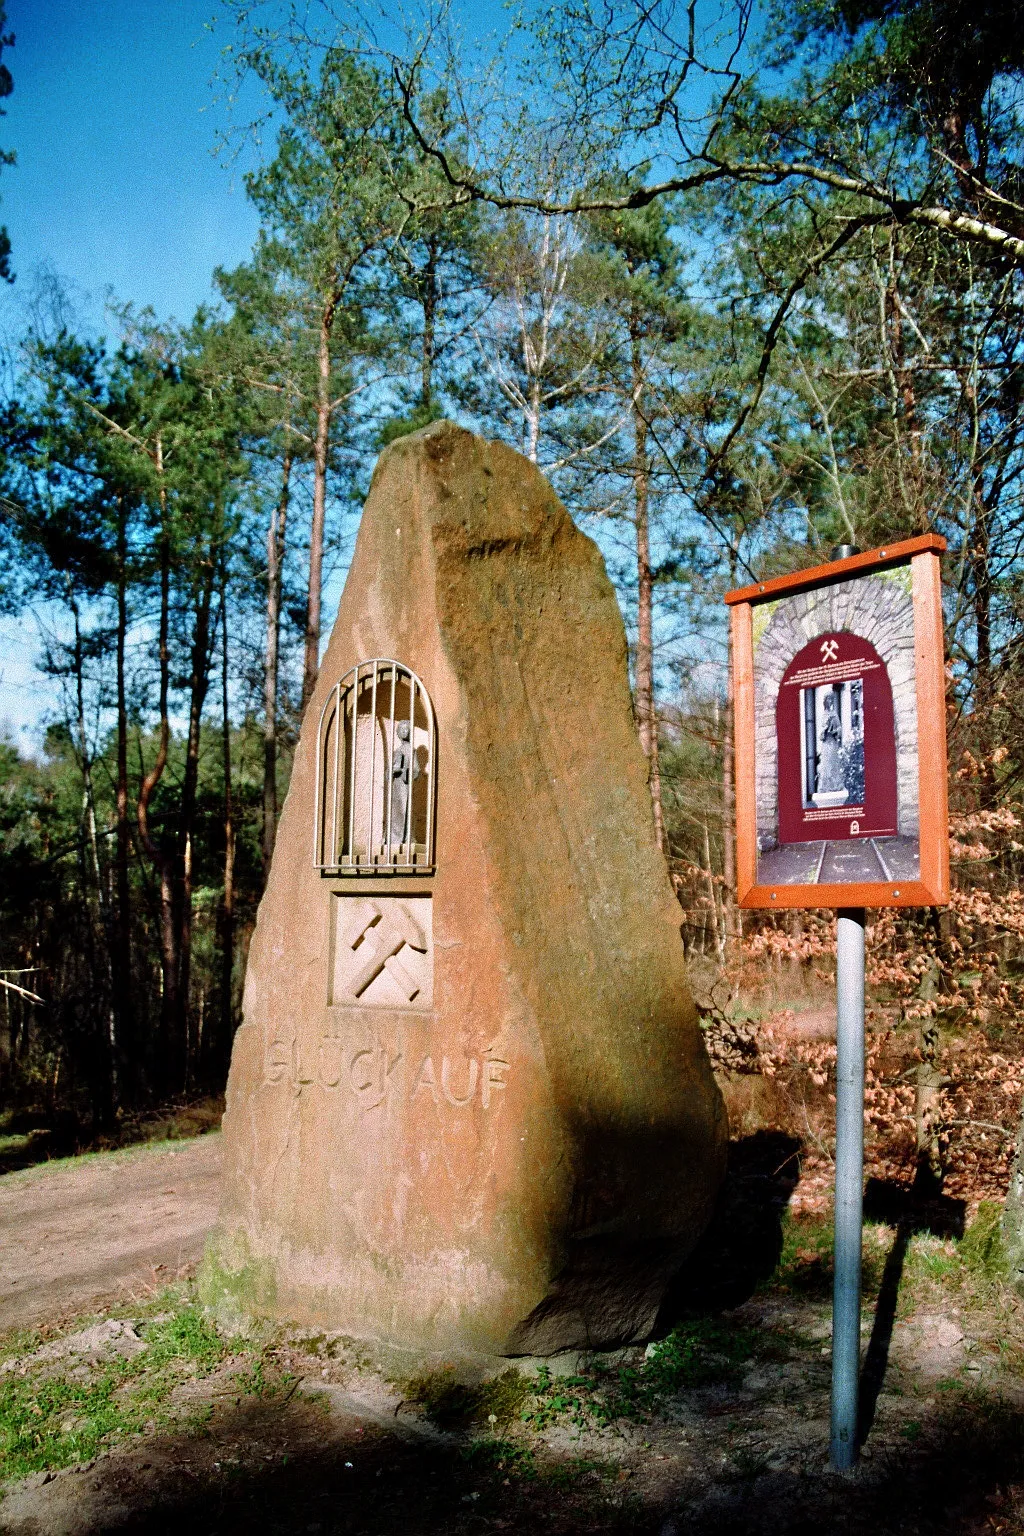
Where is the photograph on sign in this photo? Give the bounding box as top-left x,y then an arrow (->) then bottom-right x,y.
752,567 -> 919,889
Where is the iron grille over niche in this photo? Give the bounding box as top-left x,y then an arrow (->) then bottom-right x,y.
314,659 -> 436,874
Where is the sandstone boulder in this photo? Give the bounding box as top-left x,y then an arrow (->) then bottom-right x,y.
202,422 -> 726,1355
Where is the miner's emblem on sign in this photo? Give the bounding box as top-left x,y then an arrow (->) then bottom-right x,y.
726,535 -> 950,908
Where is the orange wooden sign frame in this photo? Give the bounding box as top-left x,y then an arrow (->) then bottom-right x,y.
725,534 -> 949,909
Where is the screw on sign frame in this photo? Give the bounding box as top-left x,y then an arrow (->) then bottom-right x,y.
725,534 -> 950,1472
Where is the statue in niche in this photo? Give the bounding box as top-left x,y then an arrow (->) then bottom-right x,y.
390,720 -> 420,844
817,691 -> 846,794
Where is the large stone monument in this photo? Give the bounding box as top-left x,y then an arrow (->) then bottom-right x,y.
203,422 -> 726,1356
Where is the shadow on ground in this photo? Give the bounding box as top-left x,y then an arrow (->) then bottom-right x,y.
657,1130 -> 802,1323
857,1175 -> 967,1446
8,1139 -> 1013,1534
7,1382 -> 1023,1535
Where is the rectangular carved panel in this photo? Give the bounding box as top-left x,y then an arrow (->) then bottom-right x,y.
330,895 -> 433,1010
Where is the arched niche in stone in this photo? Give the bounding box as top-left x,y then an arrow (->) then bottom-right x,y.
314,658 -> 436,873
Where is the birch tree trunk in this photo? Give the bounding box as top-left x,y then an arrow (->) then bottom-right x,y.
630,314 -> 665,849
303,286 -> 339,711
219,580 -> 236,1080
263,446 -> 291,871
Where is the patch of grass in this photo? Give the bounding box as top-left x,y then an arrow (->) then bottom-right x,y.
0,1328 -> 42,1371
462,1437 -> 537,1477
232,1356 -> 298,1401
772,1213 -> 892,1298
543,1454 -> 616,1489
725,1445 -> 772,1481
0,1298 -> 230,1485
772,1212 -> 835,1297
0,1280 -> 200,1387
0,1100 -> 223,1179
656,1317 -> 770,1381
402,1368 -> 476,1428
1,1129 -> 222,1188
480,1367 -> 535,1424
909,1237 -> 960,1284
523,1318 -> 768,1431
959,1201 -> 1009,1280
898,1217 -> 1012,1312
144,1307 -> 223,1369
522,1368 -> 593,1429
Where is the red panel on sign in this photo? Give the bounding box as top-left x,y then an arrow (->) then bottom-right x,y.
777,632 -> 897,845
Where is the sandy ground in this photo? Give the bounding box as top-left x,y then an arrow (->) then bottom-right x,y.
3,1131 -> 1024,1533
0,1134 -> 222,1331
2,1286 -> 1023,1536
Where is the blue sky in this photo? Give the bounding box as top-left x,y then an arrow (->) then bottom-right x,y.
0,0 -> 268,746
0,0 -> 520,747
0,1 -> 734,746
0,0 -> 262,331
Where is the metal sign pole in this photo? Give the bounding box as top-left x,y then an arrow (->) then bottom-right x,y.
725,541 -> 950,1469
830,907 -> 866,1470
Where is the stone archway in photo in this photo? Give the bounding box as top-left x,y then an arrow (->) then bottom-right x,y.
753,570 -> 919,853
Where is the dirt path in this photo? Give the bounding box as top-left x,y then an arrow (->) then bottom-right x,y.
0,1134 -> 222,1332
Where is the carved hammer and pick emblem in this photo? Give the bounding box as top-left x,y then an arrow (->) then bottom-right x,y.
338,900 -> 429,1003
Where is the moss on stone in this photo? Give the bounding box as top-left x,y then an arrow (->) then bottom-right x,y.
198,1230 -> 278,1329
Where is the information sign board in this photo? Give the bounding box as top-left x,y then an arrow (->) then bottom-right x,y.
725,534 -> 949,910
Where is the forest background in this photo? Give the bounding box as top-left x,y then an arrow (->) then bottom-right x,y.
1,0 -> 1023,1244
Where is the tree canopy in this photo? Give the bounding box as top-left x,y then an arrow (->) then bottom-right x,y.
0,2 -> 1022,1222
